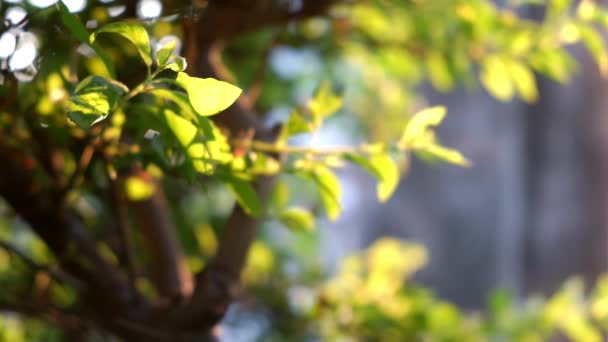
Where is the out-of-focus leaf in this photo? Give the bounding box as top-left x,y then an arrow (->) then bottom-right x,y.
176,72 -> 242,116
399,106 -> 446,148
426,51 -> 453,92
166,56 -> 188,72
311,166 -> 341,221
280,109 -> 312,141
162,108 -> 197,147
91,22 -> 152,67
308,81 -> 342,124
480,54 -> 514,101
149,88 -> 196,120
370,152 -> 400,202
57,2 -> 115,77
68,75 -> 127,128
505,59 -> 538,103
278,207 -> 315,231
224,177 -> 262,217
156,39 -> 176,66
124,176 -> 155,201
529,49 -> 577,83
423,143 -> 471,167
270,180 -> 290,210
345,152 -> 400,202
578,24 -> 608,76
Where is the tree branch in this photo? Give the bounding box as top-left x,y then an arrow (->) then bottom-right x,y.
0,138 -> 144,320
0,239 -> 83,292
124,166 -> 193,301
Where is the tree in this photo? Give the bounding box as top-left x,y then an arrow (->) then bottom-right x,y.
1,0 -> 608,340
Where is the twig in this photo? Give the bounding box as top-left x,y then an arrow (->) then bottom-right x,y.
105,161 -> 137,285
0,239 -> 84,292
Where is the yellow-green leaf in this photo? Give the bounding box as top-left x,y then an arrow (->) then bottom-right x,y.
370,153 -> 400,202
312,167 -> 342,221
163,108 -> 197,147
480,55 -> 514,101
426,51 -> 453,92
124,176 -> 155,201
176,72 -> 242,116
345,152 -> 400,202
224,177 -> 262,217
308,81 -> 342,124
278,207 -> 315,232
424,143 -> 471,167
68,75 -> 126,128
156,39 -> 177,66
505,59 -> 538,103
91,22 -> 152,67
579,24 -> 608,76
280,109 -> 312,142
399,106 -> 446,148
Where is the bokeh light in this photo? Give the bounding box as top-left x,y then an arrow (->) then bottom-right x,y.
137,0 -> 162,19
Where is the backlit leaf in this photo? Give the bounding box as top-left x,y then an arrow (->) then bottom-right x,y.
308,81 -> 343,124
370,152 -> 400,202
91,22 -> 152,67
162,108 -> 197,147
505,59 -> 538,103
278,207 -> 315,232
156,39 -> 177,66
224,177 -> 262,217
312,166 -> 342,221
480,55 -> 514,101
176,72 -> 242,116
399,106 -> 446,148
68,75 -> 127,128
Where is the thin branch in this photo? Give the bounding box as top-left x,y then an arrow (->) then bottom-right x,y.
106,162 -> 138,286
0,239 -> 84,291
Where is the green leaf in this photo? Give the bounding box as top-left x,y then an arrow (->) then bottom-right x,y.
57,2 -> 115,77
579,24 -> 608,76
308,81 -> 343,124
270,180 -> 290,210
529,48 -> 577,83
399,106 -> 446,149
176,72 -> 242,116
278,207 -> 315,232
184,117 -> 232,174
370,153 -> 400,202
149,88 -> 196,120
312,166 -> 342,221
480,55 -> 514,101
426,51 -> 453,92
162,108 -> 197,147
91,22 -> 152,67
156,39 -> 177,66
68,75 -> 127,128
423,143 -> 471,167
504,59 -> 538,103
279,109 -> 312,142
166,56 -> 187,72
345,152 -> 400,202
124,176 -> 155,201
224,177 -> 262,217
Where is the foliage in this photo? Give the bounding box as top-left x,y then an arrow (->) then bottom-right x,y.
0,0 -> 608,340
237,236 -> 608,342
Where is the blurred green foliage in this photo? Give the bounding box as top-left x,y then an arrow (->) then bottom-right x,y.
1,0 -> 608,340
